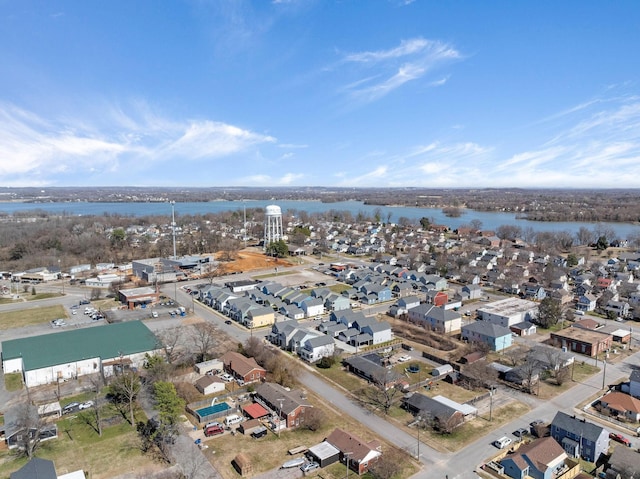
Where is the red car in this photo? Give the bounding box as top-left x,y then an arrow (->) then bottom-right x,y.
609,432 -> 631,447
204,425 -> 224,437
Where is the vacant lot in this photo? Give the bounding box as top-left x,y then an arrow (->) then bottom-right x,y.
0,304 -> 67,330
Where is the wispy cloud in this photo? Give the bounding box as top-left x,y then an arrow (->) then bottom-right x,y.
339,37 -> 461,103
0,101 -> 276,185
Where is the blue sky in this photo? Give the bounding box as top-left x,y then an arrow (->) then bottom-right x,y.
1,1 -> 639,188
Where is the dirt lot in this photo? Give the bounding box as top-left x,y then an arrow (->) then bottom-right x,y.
214,248 -> 292,275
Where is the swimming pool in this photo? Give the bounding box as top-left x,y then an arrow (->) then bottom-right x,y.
195,402 -> 231,422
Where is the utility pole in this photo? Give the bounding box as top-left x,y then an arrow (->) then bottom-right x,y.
344,452 -> 352,479
602,360 -> 607,390
170,200 -> 177,260
489,386 -> 495,421
277,398 -> 284,438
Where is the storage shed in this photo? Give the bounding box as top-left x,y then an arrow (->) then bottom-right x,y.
232,454 -> 252,477
431,364 -> 454,377
307,441 -> 341,468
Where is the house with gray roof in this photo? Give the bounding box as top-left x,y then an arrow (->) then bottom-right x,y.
461,321 -> 512,352
406,304 -> 462,334
323,292 -> 351,312
402,393 -> 464,433
344,356 -> 401,388
550,411 -> 609,463
299,335 -> 335,363
360,321 -> 393,345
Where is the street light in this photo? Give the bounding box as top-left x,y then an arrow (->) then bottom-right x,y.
344,452 -> 352,479
170,200 -> 177,260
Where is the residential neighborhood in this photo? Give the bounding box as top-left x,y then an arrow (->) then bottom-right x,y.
1,203 -> 640,479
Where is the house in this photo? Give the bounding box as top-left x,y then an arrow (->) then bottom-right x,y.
194,359 -> 223,375
254,382 -> 312,429
510,321 -> 537,336
1,321 -> 161,387
602,444 -> 640,478
605,300 -> 630,318
324,292 -> 351,312
630,370 -> 640,399
299,335 -> 335,363
360,320 -> 393,345
395,296 -> 421,315
343,356 -> 402,389
550,411 -> 609,463
599,391 -> 640,422
461,284 -> 483,300
501,437 -> 569,479
523,284 -> 547,301
576,294 -> 597,312
4,405 -> 58,451
549,329 -> 612,358
307,441 -> 341,468
477,298 -> 538,327
10,458 -> 58,479
402,393 -> 464,433
406,304 -> 462,334
461,321 -> 513,352
246,306 -> 276,328
301,298 -> 324,318
425,290 -> 448,307
325,428 -> 382,475
195,375 -> 226,395
220,351 -> 266,384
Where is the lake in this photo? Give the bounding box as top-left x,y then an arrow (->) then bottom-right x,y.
1,199 -> 639,238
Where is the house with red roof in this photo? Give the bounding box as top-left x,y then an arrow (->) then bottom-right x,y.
599,392 -> 640,422
220,351 -> 266,384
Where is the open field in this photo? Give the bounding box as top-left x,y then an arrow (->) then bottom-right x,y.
0,304 -> 67,330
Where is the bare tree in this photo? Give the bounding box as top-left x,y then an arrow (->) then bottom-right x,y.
169,435 -> 211,479
12,403 -> 45,459
461,361 -> 498,390
156,327 -> 184,364
355,369 -> 403,415
369,449 -> 406,479
109,371 -> 142,427
304,408 -> 326,432
190,322 -> 219,363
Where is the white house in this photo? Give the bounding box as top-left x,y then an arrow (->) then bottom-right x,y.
299,335 -> 336,363
195,375 -> 226,395
360,321 -> 393,345
477,297 -> 538,328
302,298 -> 324,318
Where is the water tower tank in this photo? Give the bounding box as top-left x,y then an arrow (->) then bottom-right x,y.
264,204 -> 284,249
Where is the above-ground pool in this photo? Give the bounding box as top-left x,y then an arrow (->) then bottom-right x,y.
195,402 -> 231,423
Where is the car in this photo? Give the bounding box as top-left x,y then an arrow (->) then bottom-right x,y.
151,311 -> 159,318
529,419 -> 544,427
300,462 -> 320,472
51,319 -> 66,327
79,299 -> 90,305
204,425 -> 224,437
220,373 -> 234,382
204,421 -> 222,430
281,458 -> 306,469
72,310 -> 77,315
397,355 -> 411,362
78,400 -> 94,410
236,378 -> 245,386
493,436 -> 512,449
62,402 -> 80,414
609,432 -> 631,447
70,304 -> 79,309
513,428 -> 528,438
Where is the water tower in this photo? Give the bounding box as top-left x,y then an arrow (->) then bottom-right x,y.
264,204 -> 283,249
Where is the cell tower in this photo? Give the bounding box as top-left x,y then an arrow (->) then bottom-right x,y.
263,204 -> 283,250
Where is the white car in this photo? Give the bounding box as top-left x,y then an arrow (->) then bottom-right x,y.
493,436 -> 512,449
397,355 -> 411,362
220,373 -> 234,382
78,400 -> 94,410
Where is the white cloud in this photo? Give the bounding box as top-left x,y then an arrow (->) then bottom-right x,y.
0,101 -> 277,184
339,37 -> 461,103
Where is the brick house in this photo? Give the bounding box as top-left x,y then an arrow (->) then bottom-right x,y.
220,351 -> 266,384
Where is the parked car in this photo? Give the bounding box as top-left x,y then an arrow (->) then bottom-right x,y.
300,462 -> 320,472
204,425 -> 224,437
236,378 -> 245,386
220,373 -> 234,382
281,458 -> 306,469
79,401 -> 94,410
397,355 -> 411,362
62,402 -> 80,414
513,428 -> 528,438
493,436 -> 512,449
609,432 -> 632,447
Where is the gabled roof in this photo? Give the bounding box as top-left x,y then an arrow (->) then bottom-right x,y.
325,428 -> 381,464
220,351 -> 266,377
10,458 -> 57,479
403,393 -> 458,422
1,321 -> 158,371
505,437 -> 567,474
601,391 -> 640,414
551,411 -> 607,443
255,382 -> 310,415
462,321 -> 511,338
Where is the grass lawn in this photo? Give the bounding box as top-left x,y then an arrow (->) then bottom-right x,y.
4,373 -> 23,391
0,305 -> 67,330
27,293 -> 64,301
0,408 -> 156,479
315,363 -> 369,393
252,271 -> 295,279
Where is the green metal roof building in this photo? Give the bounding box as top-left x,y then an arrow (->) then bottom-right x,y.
2,320 -> 159,387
